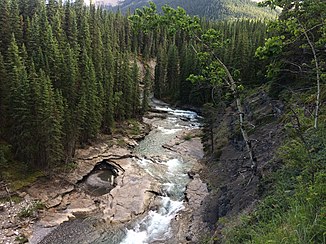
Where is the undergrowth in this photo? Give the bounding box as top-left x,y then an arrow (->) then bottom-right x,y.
222,117 -> 326,243
0,141 -> 44,190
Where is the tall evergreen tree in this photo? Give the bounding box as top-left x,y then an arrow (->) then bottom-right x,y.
0,0 -> 11,55
142,67 -> 151,113
166,44 -> 179,99
10,0 -> 23,46
0,52 -> 7,134
131,57 -> 141,117
154,45 -> 167,99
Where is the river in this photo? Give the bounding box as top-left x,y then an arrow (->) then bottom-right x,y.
38,99 -> 206,244
96,99 -> 202,243
120,100 -> 201,243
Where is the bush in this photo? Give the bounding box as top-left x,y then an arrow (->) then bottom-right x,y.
183,133 -> 193,141
18,201 -> 44,219
223,126 -> 326,243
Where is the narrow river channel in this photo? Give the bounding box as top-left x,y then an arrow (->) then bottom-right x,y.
38,99 -> 204,244
119,99 -> 201,243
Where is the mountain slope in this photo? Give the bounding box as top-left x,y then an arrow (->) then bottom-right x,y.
110,0 -> 278,20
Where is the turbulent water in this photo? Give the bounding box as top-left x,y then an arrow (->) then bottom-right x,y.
117,100 -> 201,244
38,100 -> 202,244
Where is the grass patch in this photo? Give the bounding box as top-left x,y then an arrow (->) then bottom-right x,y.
18,201 -> 45,218
15,235 -> 28,244
0,141 -> 44,191
183,133 -> 193,141
222,126 -> 326,243
127,119 -> 141,135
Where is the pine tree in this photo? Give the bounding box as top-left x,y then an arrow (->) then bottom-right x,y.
37,70 -> 64,168
101,33 -> 115,133
79,48 -> 102,142
131,56 -> 141,117
0,52 -> 7,134
142,67 -> 151,113
166,44 -> 179,99
6,35 -> 32,163
179,44 -> 197,104
0,0 -> 11,55
10,0 -> 23,46
121,53 -> 133,119
63,0 -> 79,51
154,45 -> 167,99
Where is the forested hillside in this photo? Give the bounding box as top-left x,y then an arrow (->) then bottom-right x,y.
0,0 -> 325,243
0,0 -> 149,170
0,0 -> 269,174
130,1 -> 325,243
110,0 -> 278,20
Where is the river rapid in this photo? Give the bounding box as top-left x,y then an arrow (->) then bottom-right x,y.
96,99 -> 203,244
119,99 -> 202,243
38,99 -> 207,244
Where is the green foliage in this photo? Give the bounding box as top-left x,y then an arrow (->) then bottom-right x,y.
131,3 -> 268,106
255,35 -> 284,59
257,0 -> 326,98
113,0 -> 278,21
223,125 -> 326,243
18,201 -> 44,218
15,235 -> 28,244
0,143 -> 10,168
183,133 -> 193,141
0,0 -> 147,170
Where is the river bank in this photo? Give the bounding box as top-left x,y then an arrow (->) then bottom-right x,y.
1,100 -> 209,244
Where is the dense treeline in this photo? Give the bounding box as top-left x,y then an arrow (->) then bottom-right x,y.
109,0 -> 278,21
0,0 -> 152,169
153,19 -> 269,105
0,0 -> 270,171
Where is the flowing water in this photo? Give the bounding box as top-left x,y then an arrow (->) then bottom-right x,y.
118,100 -> 201,244
38,100 -> 202,244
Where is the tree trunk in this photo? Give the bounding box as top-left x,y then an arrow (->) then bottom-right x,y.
301,24 -> 321,129
215,57 -> 257,171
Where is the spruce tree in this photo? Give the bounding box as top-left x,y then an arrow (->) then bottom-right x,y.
166,44 -> 179,99
142,67 -> 151,113
0,0 -> 11,55
154,45 -> 167,99
6,35 -> 32,164
0,52 -> 7,134
10,0 -> 23,46
131,57 -> 141,117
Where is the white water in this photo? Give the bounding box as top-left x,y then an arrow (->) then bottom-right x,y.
120,104 -> 201,244
121,156 -> 186,244
121,198 -> 184,244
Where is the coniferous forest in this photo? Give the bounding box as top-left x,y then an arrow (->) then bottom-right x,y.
0,0 -> 325,243
0,0 -> 268,170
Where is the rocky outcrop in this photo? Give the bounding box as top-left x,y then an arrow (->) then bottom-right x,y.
200,90 -> 286,240
99,158 -> 161,224
167,176 -> 209,243
68,145 -> 131,184
24,124 -> 153,242
163,129 -> 204,161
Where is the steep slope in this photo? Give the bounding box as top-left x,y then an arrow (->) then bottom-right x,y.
108,0 -> 278,20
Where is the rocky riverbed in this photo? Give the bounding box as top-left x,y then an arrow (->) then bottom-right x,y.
0,101 -> 209,244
